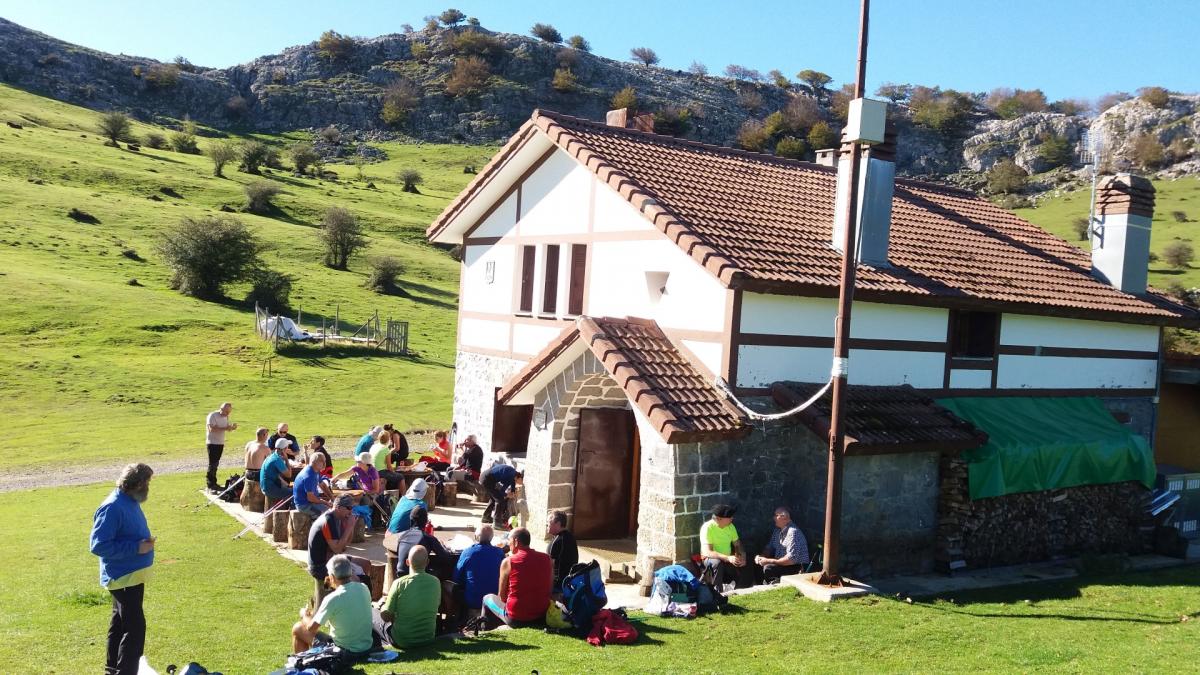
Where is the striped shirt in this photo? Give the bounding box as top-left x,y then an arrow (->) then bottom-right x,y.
768,523 -> 809,565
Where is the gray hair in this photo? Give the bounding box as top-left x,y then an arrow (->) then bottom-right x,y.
117,463 -> 154,493
327,554 -> 353,581
476,523 -> 494,545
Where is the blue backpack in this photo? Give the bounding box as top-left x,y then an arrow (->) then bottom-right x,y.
561,560 -> 607,631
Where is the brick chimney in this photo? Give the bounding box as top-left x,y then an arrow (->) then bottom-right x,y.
831,119 -> 898,266
606,107 -> 655,133
1091,173 -> 1155,294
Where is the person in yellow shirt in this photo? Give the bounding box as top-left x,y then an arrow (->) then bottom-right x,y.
699,503 -> 750,589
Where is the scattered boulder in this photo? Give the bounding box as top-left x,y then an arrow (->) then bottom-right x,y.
6,121 -> 22,129
67,208 -> 99,224
127,279 -> 141,286
158,186 -> 182,198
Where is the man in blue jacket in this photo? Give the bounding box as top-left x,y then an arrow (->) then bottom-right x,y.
90,463 -> 156,675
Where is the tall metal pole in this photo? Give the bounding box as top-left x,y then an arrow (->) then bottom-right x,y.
819,0 -> 870,586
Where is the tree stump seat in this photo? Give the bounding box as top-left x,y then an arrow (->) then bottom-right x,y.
288,510 -> 313,550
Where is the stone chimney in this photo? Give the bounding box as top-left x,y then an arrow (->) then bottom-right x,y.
831,120 -> 898,266
1091,173 -> 1155,294
606,108 -> 655,133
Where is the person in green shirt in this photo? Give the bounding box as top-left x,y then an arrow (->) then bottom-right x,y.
699,503 -> 751,589
292,554 -> 376,655
373,545 -> 442,648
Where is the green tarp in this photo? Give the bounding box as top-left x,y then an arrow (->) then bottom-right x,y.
936,396 -> 1156,500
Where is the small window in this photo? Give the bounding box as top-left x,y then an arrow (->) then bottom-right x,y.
492,388 -> 533,454
567,244 -> 587,316
518,245 -> 535,313
542,245 -> 560,314
950,311 -> 999,359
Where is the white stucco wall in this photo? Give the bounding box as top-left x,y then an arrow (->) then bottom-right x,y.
1000,314 -> 1159,351
681,339 -> 723,376
512,322 -> 568,356
518,151 -> 592,236
740,293 -> 949,341
737,345 -> 946,389
948,369 -> 992,389
996,356 -> 1157,389
462,244 -> 515,314
460,317 -> 509,352
470,191 -> 518,238
588,240 -> 726,333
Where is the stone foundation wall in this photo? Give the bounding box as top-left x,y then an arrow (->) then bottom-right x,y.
1100,396 -> 1157,444
451,350 -> 527,447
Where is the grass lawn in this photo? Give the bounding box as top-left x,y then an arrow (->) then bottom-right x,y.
1,472 -> 1197,673
0,84 -> 496,470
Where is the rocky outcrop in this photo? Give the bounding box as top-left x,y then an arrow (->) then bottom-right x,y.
1091,94 -> 1200,174
962,112 -> 1087,173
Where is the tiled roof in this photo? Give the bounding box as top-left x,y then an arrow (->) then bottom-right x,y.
448,110 -> 1193,327
771,381 -> 988,455
497,317 -> 749,444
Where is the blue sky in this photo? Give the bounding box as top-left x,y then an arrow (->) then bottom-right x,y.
2,0 -> 1197,101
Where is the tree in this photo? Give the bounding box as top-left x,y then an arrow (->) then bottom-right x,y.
239,141 -> 269,174
987,158 -> 1028,194
173,56 -> 199,73
288,142 -> 319,174
170,118 -> 199,154
796,69 -> 832,93
466,17 -> 480,27
567,35 -> 590,52
552,67 -> 578,93
630,47 -> 659,65
445,56 -> 490,97
782,95 -> 822,133
350,155 -> 367,181
452,30 -> 505,58
769,69 -> 790,89
316,30 -> 355,62
736,87 -> 764,113
1071,216 -> 1091,241
829,82 -> 854,122
380,78 -> 422,126
156,215 -> 262,300
320,207 -> 367,270
205,140 -> 238,177
806,121 -> 838,150
652,107 -> 692,136
1096,91 -> 1131,113
530,23 -> 562,43
438,8 -> 466,26
225,95 -> 248,118
423,15 -> 439,31
143,132 -> 167,149
988,88 -> 1048,119
875,82 -> 912,103
1163,241 -> 1195,270
1037,133 -> 1073,169
143,64 -> 181,90
1130,133 -> 1165,170
611,86 -> 638,111
97,111 -> 132,147
1051,98 -> 1089,116
318,125 -> 342,144
398,168 -> 423,193
366,256 -> 403,294
245,269 -> 293,313
736,120 -> 770,152
910,86 -> 975,132
775,136 -> 808,159
688,61 -> 708,76
1139,86 -> 1170,108
243,181 -> 282,214
724,64 -> 762,81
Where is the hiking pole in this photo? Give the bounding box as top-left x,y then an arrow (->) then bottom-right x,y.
201,475 -> 245,509
232,496 -> 293,539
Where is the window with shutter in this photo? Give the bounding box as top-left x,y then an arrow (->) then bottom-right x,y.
542,245 -> 560,314
567,244 -> 587,316
518,245 -> 535,313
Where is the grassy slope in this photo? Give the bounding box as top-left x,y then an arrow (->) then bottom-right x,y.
0,472 -> 1197,673
0,84 -> 495,469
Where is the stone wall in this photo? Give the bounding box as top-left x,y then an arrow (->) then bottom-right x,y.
451,350 -> 527,449
1100,396 -> 1157,445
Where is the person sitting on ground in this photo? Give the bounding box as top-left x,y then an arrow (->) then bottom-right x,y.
355,425 -> 382,457
292,554 -> 375,657
545,511 -> 578,593
480,527 -> 553,629
267,422 -> 300,458
394,506 -> 452,579
372,429 -> 406,492
480,463 -> 522,527
755,506 -> 810,583
294,453 -> 332,518
387,479 -> 429,534
260,441 -> 293,508
700,503 -> 751,589
309,496 -> 372,604
454,434 -> 484,480
454,524 -> 504,612
243,427 -> 271,483
308,436 -> 333,479
374,545 -> 441,649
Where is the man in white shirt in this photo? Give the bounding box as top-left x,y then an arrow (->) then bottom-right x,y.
205,402 -> 237,492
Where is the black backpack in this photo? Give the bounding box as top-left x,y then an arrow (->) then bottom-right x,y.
219,474 -> 243,502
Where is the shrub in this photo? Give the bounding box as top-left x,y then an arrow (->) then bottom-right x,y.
763,111 -> 790,138
97,111 -> 132,146
243,181 -> 282,214
555,48 -> 579,68
1051,98 -> 1089,116
264,146 -> 283,170
173,56 -> 199,73
783,95 -> 822,133
552,67 -> 577,93
829,83 -> 854,122
688,61 -> 708,76
169,119 -> 199,154
205,140 -> 239,177
410,42 -> 430,61
987,158 -> 1028,194
1129,133 -> 1165,170
1071,216 -> 1091,240
398,169 -> 423,193
1163,241 -> 1195,269
156,215 -> 262,300
1138,86 -> 1170,108
452,30 -> 505,58
567,35 -> 590,52
986,88 -> 1048,118
796,69 -> 832,93
245,269 -> 292,312
1167,137 -> 1193,163
1172,210 -> 1189,223
287,142 -> 317,174
68,208 -> 100,224
143,64 -> 181,90
724,64 -> 763,82
875,82 -> 912,103
736,87 -> 764,113
366,256 -> 402,294
381,78 -> 422,126
736,120 -> 770,152
320,206 -> 367,270
1037,133 -> 1073,168
910,86 -> 975,132
806,121 -> 838,150
1096,92 -> 1131,113
445,56 -> 490,97
630,47 -> 659,65
225,95 -> 248,118
423,15 -> 439,31
239,141 -> 269,174
531,23 -> 562,43
318,125 -> 342,144
402,23 -> 414,33
438,8 -> 466,26
775,136 -> 808,159
769,69 -> 790,89
37,52 -> 62,67
143,132 -> 167,149
316,30 -> 355,61
466,17 -> 479,27
611,86 -> 638,112
652,107 -> 692,136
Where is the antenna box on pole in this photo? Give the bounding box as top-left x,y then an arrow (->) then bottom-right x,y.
846,98 -> 887,144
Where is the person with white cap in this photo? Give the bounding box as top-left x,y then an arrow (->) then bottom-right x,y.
355,425 -> 383,457
387,478 -> 429,533
333,453 -> 382,495
260,438 -> 294,508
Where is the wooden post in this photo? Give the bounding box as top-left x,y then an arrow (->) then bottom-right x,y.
240,479 -> 265,513
352,517 -> 366,543
369,561 -> 386,601
384,551 -> 397,595
335,303 -> 340,336
289,510 -> 313,550
272,506 -> 291,543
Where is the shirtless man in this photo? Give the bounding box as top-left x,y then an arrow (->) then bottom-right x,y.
243,427 -> 271,483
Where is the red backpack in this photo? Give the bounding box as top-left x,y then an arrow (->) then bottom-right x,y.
586,609 -> 639,647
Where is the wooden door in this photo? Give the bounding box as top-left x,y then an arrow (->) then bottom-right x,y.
573,407 -> 638,540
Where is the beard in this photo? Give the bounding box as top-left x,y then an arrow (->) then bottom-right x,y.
131,485 -> 150,503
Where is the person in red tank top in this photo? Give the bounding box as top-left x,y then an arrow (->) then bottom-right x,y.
480,528 -> 553,628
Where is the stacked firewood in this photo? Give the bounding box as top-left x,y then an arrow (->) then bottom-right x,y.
937,455 -> 1144,570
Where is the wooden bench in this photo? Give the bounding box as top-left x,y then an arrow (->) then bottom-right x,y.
288,510 -> 313,550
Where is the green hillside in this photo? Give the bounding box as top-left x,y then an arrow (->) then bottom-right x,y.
0,84 -> 493,470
